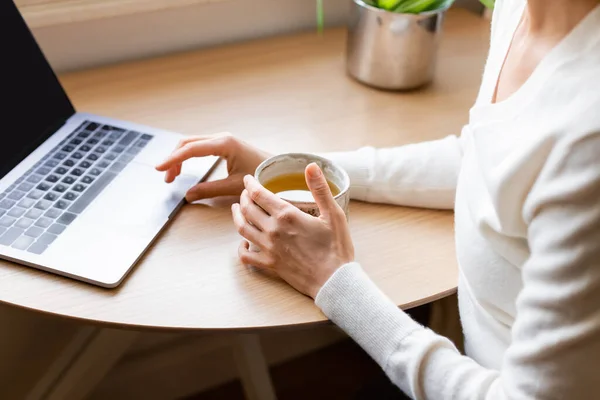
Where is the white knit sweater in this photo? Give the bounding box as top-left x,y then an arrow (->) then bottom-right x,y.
318,1 -> 600,399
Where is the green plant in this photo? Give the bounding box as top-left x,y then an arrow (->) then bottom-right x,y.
316,0 -> 494,32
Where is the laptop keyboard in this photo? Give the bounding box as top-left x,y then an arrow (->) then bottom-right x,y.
0,121 -> 153,255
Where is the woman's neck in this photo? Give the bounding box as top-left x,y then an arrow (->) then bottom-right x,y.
525,0 -> 598,36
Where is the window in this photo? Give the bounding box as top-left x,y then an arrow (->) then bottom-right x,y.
16,0 -> 221,28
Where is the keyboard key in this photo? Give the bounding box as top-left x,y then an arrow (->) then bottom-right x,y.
104,125 -> 125,133
25,226 -> 44,238
108,132 -> 123,140
38,233 -> 58,245
69,139 -> 82,146
109,162 -> 127,172
15,218 -> 34,229
71,169 -> 83,177
53,184 -> 67,193
77,132 -> 90,139
87,139 -> 99,145
48,224 -> 66,235
0,193 -> 5,200
45,209 -> 62,219
81,176 -> 94,184
72,184 -> 86,193
104,153 -> 117,161
79,161 -> 92,169
94,147 -> 106,154
53,152 -> 67,160
97,161 -> 110,169
44,159 -> 59,168
89,168 -> 102,176
62,176 -> 76,185
72,152 -> 83,159
8,207 -> 26,218
63,159 -> 76,167
17,182 -> 34,192
119,131 -> 139,146
102,140 -> 114,146
0,228 -> 25,246
37,182 -> 51,191
87,153 -> 99,161
44,192 -> 58,201
12,235 -> 35,250
54,200 -> 71,210
35,217 -> 53,228
0,227 -> 5,236
58,212 -> 77,225
34,200 -> 52,210
62,145 -> 75,152
55,167 -> 68,175
141,134 -> 153,140
26,175 -> 42,184
27,242 -> 48,255
0,210 -> 4,218
112,146 -> 125,154
0,199 -> 16,209
69,172 -> 117,214
79,145 -> 91,152
63,192 -> 78,201
7,191 -> 25,201
135,139 -> 149,148
0,216 -> 16,228
86,122 -> 99,131
45,175 -> 59,183
36,167 -> 51,175
25,208 -> 43,219
18,198 -> 36,209
126,146 -> 141,155
93,131 -> 106,139
27,190 -> 44,200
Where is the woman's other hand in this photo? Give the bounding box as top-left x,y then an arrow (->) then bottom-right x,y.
232,163 -> 355,298
155,133 -> 271,202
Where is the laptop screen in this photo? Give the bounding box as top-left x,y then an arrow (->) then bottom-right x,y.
0,1 -> 75,180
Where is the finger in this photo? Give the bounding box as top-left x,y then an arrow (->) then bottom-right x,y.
186,178 -> 244,202
162,136 -> 206,182
305,163 -> 338,219
243,175 -> 287,216
238,240 -> 274,269
155,135 -> 233,172
240,189 -> 271,231
232,204 -> 268,248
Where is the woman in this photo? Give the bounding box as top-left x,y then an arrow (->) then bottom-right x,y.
156,0 -> 600,398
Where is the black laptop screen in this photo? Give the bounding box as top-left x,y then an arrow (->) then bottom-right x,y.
0,1 -> 75,179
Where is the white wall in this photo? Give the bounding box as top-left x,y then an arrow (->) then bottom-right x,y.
31,0 -> 483,72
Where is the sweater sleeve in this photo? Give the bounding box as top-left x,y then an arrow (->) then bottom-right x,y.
316,131 -> 600,400
322,132 -> 466,210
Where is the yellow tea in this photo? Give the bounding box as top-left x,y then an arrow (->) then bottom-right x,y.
263,172 -> 340,202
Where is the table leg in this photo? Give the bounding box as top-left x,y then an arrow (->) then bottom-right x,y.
232,333 -> 277,400
26,326 -> 138,400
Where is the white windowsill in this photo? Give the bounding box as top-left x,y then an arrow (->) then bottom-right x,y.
20,0 -> 229,28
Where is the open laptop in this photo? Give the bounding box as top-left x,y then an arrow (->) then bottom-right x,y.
0,1 -> 219,288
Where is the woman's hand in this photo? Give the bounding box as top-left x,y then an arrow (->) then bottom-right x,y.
155,133 -> 271,202
232,163 -> 355,298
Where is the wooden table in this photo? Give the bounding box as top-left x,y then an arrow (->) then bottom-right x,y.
0,9 -> 490,400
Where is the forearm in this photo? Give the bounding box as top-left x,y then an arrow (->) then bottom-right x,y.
322,134 -> 465,210
315,263 -> 502,400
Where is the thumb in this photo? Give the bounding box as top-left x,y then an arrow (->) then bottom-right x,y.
305,163 -> 337,218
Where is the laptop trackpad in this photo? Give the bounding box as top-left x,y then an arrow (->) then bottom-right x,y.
97,163 -> 199,229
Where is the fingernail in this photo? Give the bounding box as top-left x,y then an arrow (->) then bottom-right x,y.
308,163 -> 322,178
